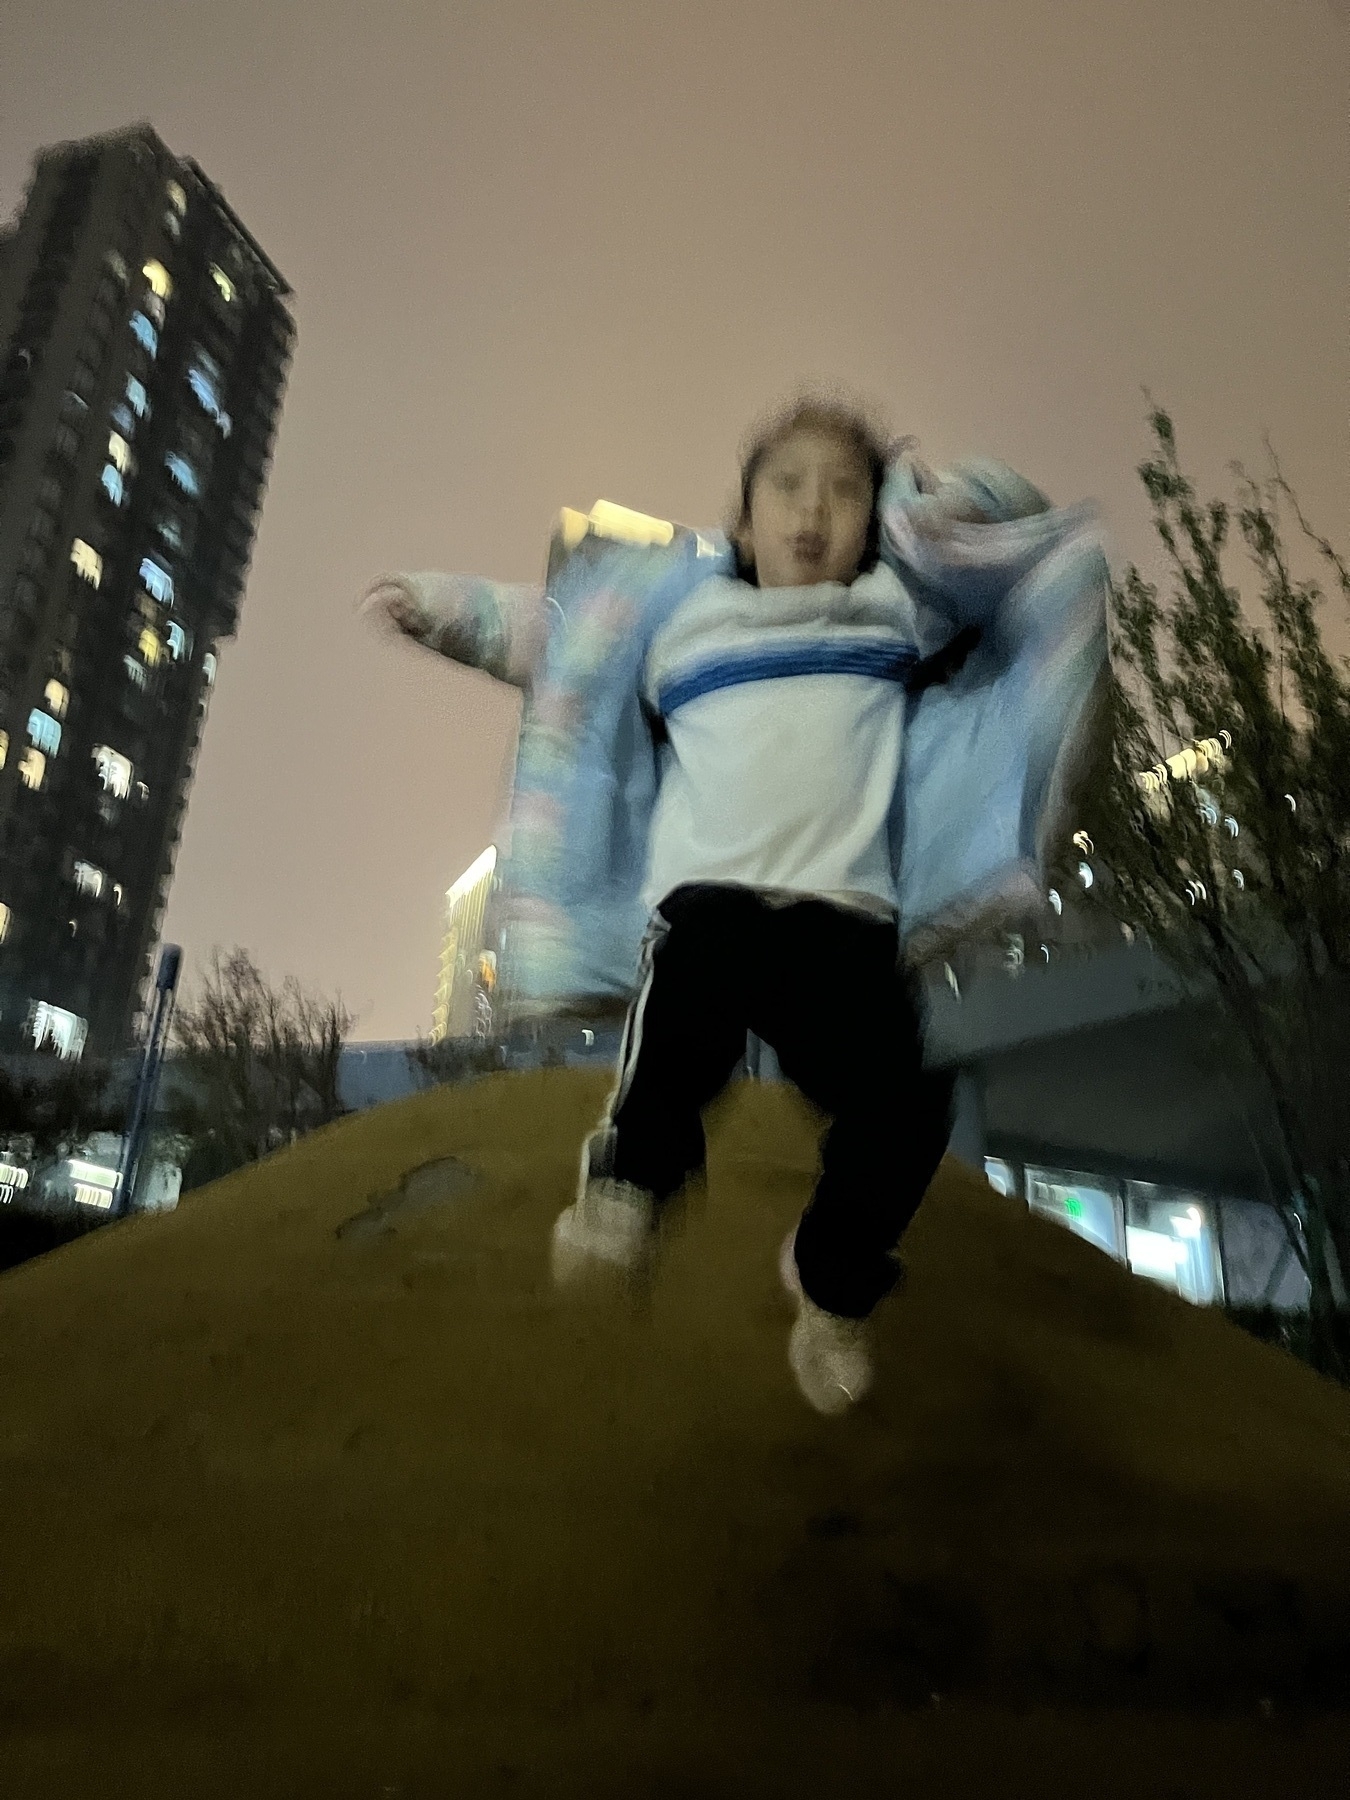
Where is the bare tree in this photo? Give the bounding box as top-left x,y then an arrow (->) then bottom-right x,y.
168,948 -> 357,1188
1052,404 -> 1350,1382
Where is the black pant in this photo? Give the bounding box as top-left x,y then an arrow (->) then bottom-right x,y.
588,883 -> 955,1319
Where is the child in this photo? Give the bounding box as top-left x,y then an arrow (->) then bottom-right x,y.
362,398 -> 1101,1419
551,402 -> 1044,1417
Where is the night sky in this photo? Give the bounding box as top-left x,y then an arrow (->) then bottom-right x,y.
0,0 -> 1345,1042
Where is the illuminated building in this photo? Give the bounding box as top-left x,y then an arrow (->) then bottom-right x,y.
545,497 -> 716,592
0,125 -> 294,1055
432,846 -> 498,1043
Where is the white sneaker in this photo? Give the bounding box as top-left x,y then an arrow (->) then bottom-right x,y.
551,1179 -> 659,1286
779,1229 -> 873,1417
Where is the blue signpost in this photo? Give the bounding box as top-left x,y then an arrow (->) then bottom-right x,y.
113,943 -> 181,1218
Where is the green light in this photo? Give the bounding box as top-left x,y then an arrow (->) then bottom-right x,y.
1063,1195 -> 1084,1219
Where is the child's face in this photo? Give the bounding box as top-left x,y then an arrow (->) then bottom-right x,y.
738,428 -> 874,589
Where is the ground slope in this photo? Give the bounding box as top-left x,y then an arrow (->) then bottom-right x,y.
1,1067 -> 1348,1798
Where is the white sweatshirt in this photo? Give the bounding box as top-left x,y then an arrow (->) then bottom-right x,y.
640,562 -> 926,920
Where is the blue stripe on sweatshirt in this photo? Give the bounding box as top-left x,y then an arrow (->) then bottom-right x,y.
657,638 -> 921,719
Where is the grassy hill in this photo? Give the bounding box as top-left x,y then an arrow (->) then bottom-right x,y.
1,1067 -> 1348,1797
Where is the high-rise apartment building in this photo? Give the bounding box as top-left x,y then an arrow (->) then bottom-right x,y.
0,124 -> 294,1057
432,847 -> 498,1043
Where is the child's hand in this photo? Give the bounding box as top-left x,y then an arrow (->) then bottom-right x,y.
910,483 -> 992,540
357,579 -> 423,636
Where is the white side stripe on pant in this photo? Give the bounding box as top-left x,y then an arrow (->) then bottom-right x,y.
602,907 -> 671,1128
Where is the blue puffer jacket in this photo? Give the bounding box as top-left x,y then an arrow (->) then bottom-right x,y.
377,456 -> 1111,1018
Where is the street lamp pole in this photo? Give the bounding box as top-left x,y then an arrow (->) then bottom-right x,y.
113,943 -> 181,1218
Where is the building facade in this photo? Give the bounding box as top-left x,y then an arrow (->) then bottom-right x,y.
431,846 -> 498,1043
0,124 -> 293,1057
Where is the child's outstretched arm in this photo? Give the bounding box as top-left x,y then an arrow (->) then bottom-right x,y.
358,571 -> 550,691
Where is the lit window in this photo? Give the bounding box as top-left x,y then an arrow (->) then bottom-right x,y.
166,622 -> 188,660
187,357 -> 231,435
18,747 -> 46,791
104,250 -> 128,282
112,882 -> 123,907
139,556 -> 173,605
164,211 -> 181,241
92,744 -> 132,798
67,1157 -> 118,1204
27,710 -> 61,755
142,291 -> 165,328
123,654 -> 147,690
73,861 -> 105,898
209,263 -> 235,303
100,464 -> 125,506
164,453 -> 199,497
110,402 -> 135,436
142,259 -> 172,299
0,904 -> 9,943
0,730 -> 7,767
107,432 -> 132,473
70,539 -> 102,587
1026,1168 -> 1123,1261
43,679 -> 68,719
138,626 -> 164,666
125,375 -> 149,418
166,179 -> 187,214
187,363 -> 216,411
135,780 -> 150,803
202,651 -> 217,686
984,1157 -> 1020,1198
129,312 -> 158,355
156,514 -> 184,551
30,1002 -> 87,1062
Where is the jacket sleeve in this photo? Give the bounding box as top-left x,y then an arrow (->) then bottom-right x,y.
365,571 -> 551,692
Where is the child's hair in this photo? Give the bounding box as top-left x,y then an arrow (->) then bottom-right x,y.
726,391 -> 905,585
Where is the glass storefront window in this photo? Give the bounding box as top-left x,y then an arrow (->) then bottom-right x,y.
983,1156 -> 1020,1198
1125,1181 -> 1224,1306
1025,1165 -> 1124,1261
983,1150 -> 1231,1307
